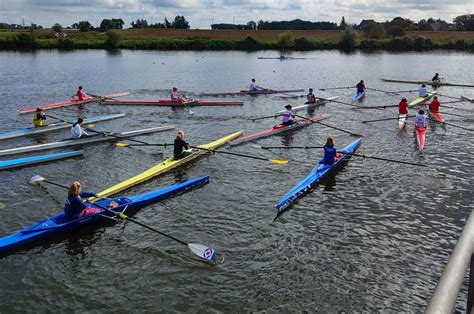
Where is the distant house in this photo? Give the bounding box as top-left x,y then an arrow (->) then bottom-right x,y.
354,19 -> 376,30
429,22 -> 449,31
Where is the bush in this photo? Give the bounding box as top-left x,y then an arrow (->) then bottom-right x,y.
52,23 -> 62,33
414,37 -> 425,51
16,32 -> 37,49
104,30 -> 121,49
363,22 -> 385,39
339,27 -> 359,49
402,36 -> 414,50
277,31 -> 295,48
236,36 -> 260,50
58,38 -> 74,50
360,38 -> 386,49
294,37 -> 315,50
386,25 -> 405,37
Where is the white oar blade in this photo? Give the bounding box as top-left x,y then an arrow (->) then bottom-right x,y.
29,175 -> 45,184
188,243 -> 216,261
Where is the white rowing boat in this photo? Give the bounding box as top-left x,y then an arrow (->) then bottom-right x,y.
381,78 -> 474,88
0,126 -> 175,157
0,113 -> 126,141
276,97 -> 339,114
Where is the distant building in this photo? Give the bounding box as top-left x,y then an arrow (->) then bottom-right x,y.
354,19 -> 376,30
429,22 -> 450,31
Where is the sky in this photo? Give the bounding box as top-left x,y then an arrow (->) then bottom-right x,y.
0,0 -> 472,29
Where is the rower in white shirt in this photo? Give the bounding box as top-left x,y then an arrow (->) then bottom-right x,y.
418,84 -> 428,97
71,118 -> 89,139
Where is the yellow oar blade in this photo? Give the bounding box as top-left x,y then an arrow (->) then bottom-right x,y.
115,142 -> 130,147
270,159 -> 288,165
86,123 -> 95,128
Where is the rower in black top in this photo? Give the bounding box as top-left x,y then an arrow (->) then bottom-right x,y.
173,130 -> 190,160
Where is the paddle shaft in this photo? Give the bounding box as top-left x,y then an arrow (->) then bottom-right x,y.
362,115 -> 415,123
319,86 -> 352,91
190,145 -> 283,163
294,114 -> 361,136
46,114 -> 153,146
346,152 -> 428,167
251,114 -> 280,121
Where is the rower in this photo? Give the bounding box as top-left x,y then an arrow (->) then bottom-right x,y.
322,137 -> 338,165
356,80 -> 365,94
70,118 -> 89,139
418,84 -> 428,97
33,108 -> 46,127
171,87 -> 183,102
250,79 -> 262,92
64,181 -> 100,219
414,109 -> 427,129
281,105 -> 296,126
399,97 -> 409,116
76,86 -> 88,100
306,88 -> 317,104
429,96 -> 441,113
432,73 -> 440,82
173,130 -> 190,160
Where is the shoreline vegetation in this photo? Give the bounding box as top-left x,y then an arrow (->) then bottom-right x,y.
1,29 -> 474,52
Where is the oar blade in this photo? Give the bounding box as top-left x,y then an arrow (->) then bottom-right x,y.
29,175 -> 45,185
115,142 -> 130,147
270,159 -> 289,165
188,243 -> 216,262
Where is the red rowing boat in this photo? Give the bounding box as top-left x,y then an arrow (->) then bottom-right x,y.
430,111 -> 445,123
415,127 -> 426,150
100,99 -> 244,106
231,115 -> 330,146
18,92 -> 129,114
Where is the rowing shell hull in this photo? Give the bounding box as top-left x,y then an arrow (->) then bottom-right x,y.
0,125 -> 175,157
0,113 -> 126,141
0,176 -> 209,255
0,150 -> 84,170
231,115 -> 330,146
201,89 -> 305,96
17,92 -> 130,114
276,97 -> 339,114
101,99 -> 244,106
93,130 -> 243,199
382,78 -> 474,88
352,92 -> 365,101
430,111 -> 445,123
275,138 -> 361,213
398,114 -> 408,129
461,95 -> 473,102
409,91 -> 437,107
416,127 -> 426,150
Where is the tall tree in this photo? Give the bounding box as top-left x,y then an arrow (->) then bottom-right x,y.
454,14 -> 474,31
78,21 -> 93,32
172,16 -> 190,29
339,16 -> 347,30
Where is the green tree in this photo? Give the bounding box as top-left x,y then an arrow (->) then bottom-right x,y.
52,23 -> 62,32
454,14 -> 474,31
78,21 -> 93,32
339,27 -> 359,49
339,16 -> 347,30
363,22 -> 385,39
172,16 -> 190,29
105,30 -> 121,49
386,25 -> 405,37
277,31 -> 295,48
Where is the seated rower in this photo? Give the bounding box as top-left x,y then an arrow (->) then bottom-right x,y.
356,80 -> 365,94
250,78 -> 262,92
64,181 -> 100,219
70,118 -> 89,139
76,86 -> 88,100
322,137 -> 338,165
418,84 -> 428,97
414,109 -> 427,129
281,105 -> 296,126
429,96 -> 440,113
33,108 -> 46,127
173,130 -> 190,160
399,97 -> 409,116
306,88 -> 317,104
171,87 -> 183,102
432,73 -> 440,82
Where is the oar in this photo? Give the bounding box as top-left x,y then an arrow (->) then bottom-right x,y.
115,142 -> 288,164
29,175 -> 217,264
46,114 -> 153,146
361,115 -> 415,123
257,148 -> 427,167
365,87 -> 400,95
319,86 -> 353,91
260,87 -> 297,98
327,99 -> 362,108
353,104 -> 399,110
251,114 -> 280,122
441,122 -> 474,131
179,96 -> 195,115
294,114 -> 363,137
435,93 -> 465,101
88,93 -> 121,101
439,111 -> 464,118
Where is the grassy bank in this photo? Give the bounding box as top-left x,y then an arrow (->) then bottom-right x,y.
1,29 -> 473,51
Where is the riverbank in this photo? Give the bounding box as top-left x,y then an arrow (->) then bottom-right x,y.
1,29 -> 474,51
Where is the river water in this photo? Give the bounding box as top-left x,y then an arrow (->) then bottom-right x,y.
0,50 -> 473,312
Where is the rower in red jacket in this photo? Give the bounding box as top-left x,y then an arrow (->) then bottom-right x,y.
76,86 -> 88,100
429,96 -> 441,113
399,97 -> 409,115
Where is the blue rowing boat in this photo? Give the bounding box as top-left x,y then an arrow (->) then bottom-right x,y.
274,138 -> 362,214
0,176 -> 209,255
352,91 -> 365,101
0,150 -> 84,171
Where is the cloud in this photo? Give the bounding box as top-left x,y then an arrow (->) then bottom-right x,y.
0,0 -> 471,28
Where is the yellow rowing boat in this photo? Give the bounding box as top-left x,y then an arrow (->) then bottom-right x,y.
409,90 -> 437,107
94,130 -> 244,198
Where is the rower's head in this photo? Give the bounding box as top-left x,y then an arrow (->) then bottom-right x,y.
360,80 -> 364,83
285,105 -> 292,110
35,108 -> 43,113
176,130 -> 185,139
76,118 -> 84,125
401,97 -> 407,102
78,86 -> 83,90
251,78 -> 255,83
309,88 -> 314,92
172,87 -> 177,91
421,84 -> 426,87
418,109 -> 425,114
433,96 -> 438,100
435,73 -> 439,76
69,181 -> 82,196
326,137 -> 334,147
